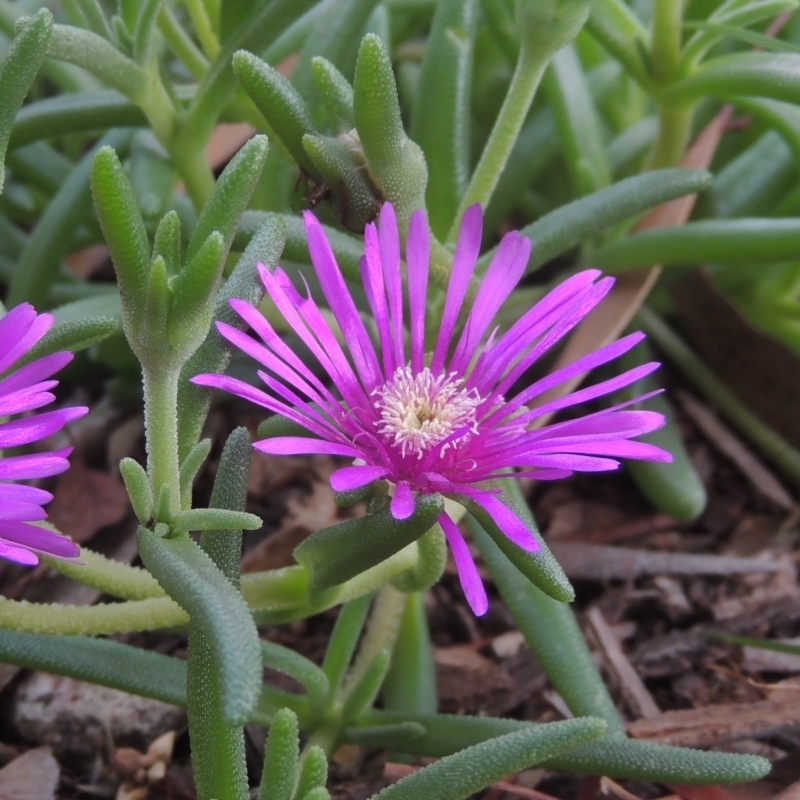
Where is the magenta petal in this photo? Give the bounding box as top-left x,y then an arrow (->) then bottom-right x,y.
451,232 -> 530,374
406,210 -> 430,373
390,481 -> 414,520
472,493 -> 540,553
0,352 -> 72,395
330,465 -> 387,492
522,453 -> 621,472
0,520 -> 80,558
431,204 -> 483,373
0,307 -> 54,375
518,362 -> 660,426
0,448 -> 73,480
527,409 -> 666,442
304,213 -> 381,388
0,406 -> 87,448
254,437 -> 362,458
0,484 -> 52,504
0,540 -> 39,565
0,387 -> 57,417
537,440 -> 673,462
0,501 -> 48,522
439,513 -> 488,616
378,202 -> 405,369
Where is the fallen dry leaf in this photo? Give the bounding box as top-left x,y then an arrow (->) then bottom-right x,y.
672,269 -> 800,452
587,606 -> 661,720
550,543 -> 779,582
47,460 -> 130,543
0,747 -> 59,800
628,691 -> 800,747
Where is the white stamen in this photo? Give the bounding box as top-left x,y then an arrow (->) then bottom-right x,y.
373,366 -> 481,458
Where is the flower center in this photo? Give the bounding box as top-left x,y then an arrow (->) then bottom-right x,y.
373,366 -> 481,458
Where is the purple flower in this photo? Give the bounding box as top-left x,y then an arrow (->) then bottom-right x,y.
194,204 -> 671,615
0,303 -> 87,567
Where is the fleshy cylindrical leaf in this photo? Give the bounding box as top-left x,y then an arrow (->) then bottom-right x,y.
294,495 -> 444,594
234,51 -> 318,177
90,146 -> 151,332
353,34 -> 427,236
0,9 -> 53,196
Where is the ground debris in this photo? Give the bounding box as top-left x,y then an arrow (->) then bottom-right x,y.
550,543 -> 780,582
11,673 -> 185,765
0,747 -> 59,800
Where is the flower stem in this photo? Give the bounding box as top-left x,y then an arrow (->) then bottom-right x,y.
448,41 -> 550,241
142,367 -> 182,521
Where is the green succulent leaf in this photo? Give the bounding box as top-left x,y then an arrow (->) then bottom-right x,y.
354,710 -> 770,783
478,168 -> 712,274
594,218 -> 800,271
18,313 -> 120,365
0,9 -> 54,196
464,481 -> 574,603
0,629 -> 186,706
257,708 -> 299,800
294,745 -> 329,800
137,527 -> 262,725
294,494 -> 445,595
665,52 -> 800,108
311,56 -> 355,132
233,51 -> 319,177
120,457 -> 154,525
354,33 -> 428,236
90,145 -> 151,335
367,718 -> 607,800
10,91 -> 146,149
186,134 -> 270,265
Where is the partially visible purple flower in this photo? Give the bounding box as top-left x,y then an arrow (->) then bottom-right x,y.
0,303 -> 87,566
194,204 -> 671,615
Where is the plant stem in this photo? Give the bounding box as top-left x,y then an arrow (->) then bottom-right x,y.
186,0 -> 220,58
342,584 -> 407,696
171,142 -> 216,211
1,546 -> 424,637
448,41 -> 549,241
638,305 -> 800,488
158,7 -> 209,79
142,367 -> 182,521
650,0 -> 683,84
647,0 -> 691,170
646,103 -> 693,170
